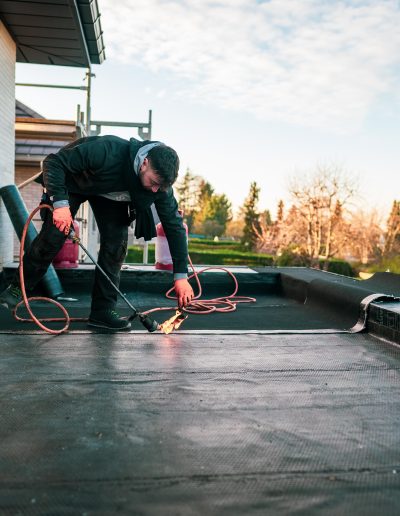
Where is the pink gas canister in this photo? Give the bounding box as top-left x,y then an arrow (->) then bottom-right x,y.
53,221 -> 80,268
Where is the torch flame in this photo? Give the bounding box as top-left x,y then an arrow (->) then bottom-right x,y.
159,310 -> 188,334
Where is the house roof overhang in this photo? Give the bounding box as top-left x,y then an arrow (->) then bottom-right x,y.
0,0 -> 105,67
16,117 -> 77,140
15,117 -> 77,167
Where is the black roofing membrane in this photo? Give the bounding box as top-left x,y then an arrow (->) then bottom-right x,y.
1,331 -> 400,515
1,268 -> 399,334
0,292 -> 357,333
1,268 -> 400,514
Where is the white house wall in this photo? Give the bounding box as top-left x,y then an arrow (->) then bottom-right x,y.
0,19 -> 16,269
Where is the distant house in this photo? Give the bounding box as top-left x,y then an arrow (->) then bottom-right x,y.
13,100 -> 81,258
15,100 -> 78,217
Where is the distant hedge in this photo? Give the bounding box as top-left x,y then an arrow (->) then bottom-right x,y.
186,249 -> 273,267
275,248 -> 354,276
189,238 -> 242,247
365,256 -> 400,275
318,259 -> 354,277
126,242 -> 353,275
126,244 -> 273,267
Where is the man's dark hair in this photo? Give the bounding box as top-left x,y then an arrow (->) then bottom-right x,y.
147,145 -> 180,188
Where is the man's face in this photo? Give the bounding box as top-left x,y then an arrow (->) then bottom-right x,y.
139,158 -> 163,193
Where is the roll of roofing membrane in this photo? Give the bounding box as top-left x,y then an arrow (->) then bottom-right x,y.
305,278 -> 399,332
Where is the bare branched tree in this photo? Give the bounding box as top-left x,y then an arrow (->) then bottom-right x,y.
344,209 -> 383,264
288,164 -> 359,260
253,200 -> 294,253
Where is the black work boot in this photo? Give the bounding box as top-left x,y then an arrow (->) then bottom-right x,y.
88,309 -> 131,331
0,284 -> 23,310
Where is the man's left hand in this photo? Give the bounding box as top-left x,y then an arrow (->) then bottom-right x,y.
174,278 -> 194,309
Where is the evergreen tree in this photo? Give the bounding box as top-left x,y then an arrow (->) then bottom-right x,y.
260,209 -> 272,226
192,180 -> 214,233
241,181 -> 261,249
384,200 -> 400,255
175,168 -> 194,213
199,193 -> 232,237
277,200 -> 284,223
175,169 -> 211,232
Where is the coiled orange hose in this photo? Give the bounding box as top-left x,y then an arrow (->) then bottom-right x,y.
14,204 -> 86,334
143,257 -> 256,317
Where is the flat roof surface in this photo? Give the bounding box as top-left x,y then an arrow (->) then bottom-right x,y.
1,267 -> 399,513
1,331 -> 400,514
0,291 -> 358,333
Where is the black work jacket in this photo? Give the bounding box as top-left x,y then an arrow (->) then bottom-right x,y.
37,135 -> 188,274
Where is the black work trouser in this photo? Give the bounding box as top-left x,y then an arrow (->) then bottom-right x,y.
17,193 -> 129,312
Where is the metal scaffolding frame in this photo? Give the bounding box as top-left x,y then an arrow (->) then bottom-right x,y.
15,73 -> 153,264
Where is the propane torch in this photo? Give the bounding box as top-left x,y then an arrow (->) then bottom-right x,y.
69,230 -> 187,333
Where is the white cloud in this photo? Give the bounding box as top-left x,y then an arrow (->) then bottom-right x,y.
98,0 -> 400,130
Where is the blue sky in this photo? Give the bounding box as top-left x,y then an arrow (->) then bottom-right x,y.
15,0 -> 399,217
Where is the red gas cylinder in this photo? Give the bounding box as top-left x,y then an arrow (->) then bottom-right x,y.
53,221 -> 80,268
155,216 -> 188,271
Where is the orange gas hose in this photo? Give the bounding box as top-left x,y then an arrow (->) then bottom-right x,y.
14,204 -> 86,334
143,257 -> 256,317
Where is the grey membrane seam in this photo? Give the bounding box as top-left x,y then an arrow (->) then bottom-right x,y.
1,466 -> 398,487
0,329 -> 349,335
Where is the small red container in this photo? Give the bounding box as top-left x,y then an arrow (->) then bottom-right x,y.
53,221 -> 79,268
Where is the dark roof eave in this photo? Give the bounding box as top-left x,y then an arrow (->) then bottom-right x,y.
0,0 -> 105,68
75,0 -> 106,65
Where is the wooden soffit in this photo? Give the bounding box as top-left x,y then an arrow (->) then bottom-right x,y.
15,117 -> 77,141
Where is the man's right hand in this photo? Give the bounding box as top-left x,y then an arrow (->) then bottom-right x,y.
174,278 -> 194,309
53,206 -> 73,235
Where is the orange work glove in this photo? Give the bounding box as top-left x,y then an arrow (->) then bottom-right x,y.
174,278 -> 194,309
53,206 -> 73,235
